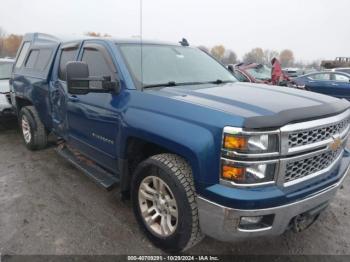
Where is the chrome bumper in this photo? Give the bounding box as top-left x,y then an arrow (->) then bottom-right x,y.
0,93 -> 13,115
197,163 -> 349,242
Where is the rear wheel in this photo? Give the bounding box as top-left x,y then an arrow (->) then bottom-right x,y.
132,154 -> 203,252
19,106 -> 48,150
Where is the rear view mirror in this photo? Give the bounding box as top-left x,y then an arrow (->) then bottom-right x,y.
227,64 -> 234,73
66,61 -> 121,95
66,61 -> 90,95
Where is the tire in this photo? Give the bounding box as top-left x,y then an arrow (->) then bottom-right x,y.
19,106 -> 48,150
132,153 -> 203,253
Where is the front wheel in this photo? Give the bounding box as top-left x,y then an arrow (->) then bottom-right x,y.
132,154 -> 203,252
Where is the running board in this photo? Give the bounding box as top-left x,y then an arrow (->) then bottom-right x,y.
55,144 -> 119,190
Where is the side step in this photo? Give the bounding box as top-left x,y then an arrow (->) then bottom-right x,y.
55,144 -> 119,190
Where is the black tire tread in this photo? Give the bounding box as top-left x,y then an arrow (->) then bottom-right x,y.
20,106 -> 47,150
149,153 -> 204,251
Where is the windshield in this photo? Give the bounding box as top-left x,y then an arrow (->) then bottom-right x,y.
0,62 -> 13,79
118,44 -> 237,88
246,65 -> 271,80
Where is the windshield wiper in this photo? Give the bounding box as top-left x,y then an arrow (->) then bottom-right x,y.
206,79 -> 236,84
143,81 -> 177,89
142,79 -> 235,89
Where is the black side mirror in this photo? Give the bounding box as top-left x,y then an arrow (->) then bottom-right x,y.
227,64 -> 234,73
66,61 -> 120,95
66,61 -> 90,95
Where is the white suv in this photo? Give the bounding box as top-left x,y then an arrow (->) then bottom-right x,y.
0,58 -> 14,117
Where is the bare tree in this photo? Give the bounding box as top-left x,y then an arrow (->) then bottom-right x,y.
0,27 -> 6,57
243,48 -> 264,64
2,34 -> 23,57
279,49 -> 295,67
222,49 -> 237,65
263,49 -> 279,65
85,32 -> 111,37
211,45 -> 226,61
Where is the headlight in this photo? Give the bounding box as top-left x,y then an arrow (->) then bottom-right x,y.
221,127 -> 280,187
221,159 -> 277,185
223,127 -> 279,155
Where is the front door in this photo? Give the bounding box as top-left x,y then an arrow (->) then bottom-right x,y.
330,73 -> 350,100
66,41 -> 121,173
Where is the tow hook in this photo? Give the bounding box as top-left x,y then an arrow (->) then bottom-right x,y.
291,202 -> 329,233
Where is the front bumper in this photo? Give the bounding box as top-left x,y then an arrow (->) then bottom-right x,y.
0,92 -> 14,117
197,161 -> 349,242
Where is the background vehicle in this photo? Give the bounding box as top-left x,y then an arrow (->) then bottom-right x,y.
234,63 -> 271,83
0,58 -> 15,118
283,67 -> 304,78
331,67 -> 350,74
293,71 -> 350,99
10,33 -> 350,252
233,63 -> 293,87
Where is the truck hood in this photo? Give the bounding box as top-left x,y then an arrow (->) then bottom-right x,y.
0,79 -> 10,93
154,82 -> 350,129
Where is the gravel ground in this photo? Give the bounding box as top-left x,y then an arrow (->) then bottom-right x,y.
0,119 -> 349,255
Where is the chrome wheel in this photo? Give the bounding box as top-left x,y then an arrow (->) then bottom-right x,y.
21,115 -> 31,144
138,176 -> 178,237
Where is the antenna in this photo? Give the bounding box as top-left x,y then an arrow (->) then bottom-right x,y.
140,0 -> 144,90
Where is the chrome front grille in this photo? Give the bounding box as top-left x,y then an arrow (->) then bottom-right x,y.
288,119 -> 349,148
284,149 -> 342,184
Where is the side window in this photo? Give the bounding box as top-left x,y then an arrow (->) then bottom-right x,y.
25,50 -> 39,68
15,42 -> 30,69
58,48 -> 78,81
25,49 -> 53,71
35,49 -> 53,70
309,73 -> 330,81
334,74 -> 349,82
82,48 -> 113,89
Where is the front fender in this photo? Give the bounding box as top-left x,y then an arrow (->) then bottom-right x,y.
119,106 -> 221,185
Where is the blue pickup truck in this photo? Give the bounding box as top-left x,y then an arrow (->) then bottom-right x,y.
10,33 -> 350,252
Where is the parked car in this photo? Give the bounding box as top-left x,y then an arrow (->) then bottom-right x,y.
0,58 -> 15,117
233,63 -> 271,83
283,67 -> 304,78
11,33 -> 350,252
293,71 -> 350,99
331,67 -> 350,74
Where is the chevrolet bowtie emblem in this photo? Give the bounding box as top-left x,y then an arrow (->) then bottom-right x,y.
329,136 -> 342,151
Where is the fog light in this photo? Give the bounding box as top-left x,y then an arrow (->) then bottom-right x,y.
239,215 -> 275,230
240,216 -> 263,225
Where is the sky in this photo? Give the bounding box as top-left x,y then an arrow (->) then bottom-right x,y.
0,0 -> 349,62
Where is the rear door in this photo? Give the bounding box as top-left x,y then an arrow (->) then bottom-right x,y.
66,41 -> 121,173
50,42 -> 81,138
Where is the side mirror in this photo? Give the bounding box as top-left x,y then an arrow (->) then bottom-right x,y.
66,61 -> 90,95
66,61 -> 121,95
227,64 -> 235,73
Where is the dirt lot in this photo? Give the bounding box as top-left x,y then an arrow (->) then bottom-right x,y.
0,119 -> 349,255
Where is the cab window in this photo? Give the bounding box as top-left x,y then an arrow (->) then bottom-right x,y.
15,42 -> 30,69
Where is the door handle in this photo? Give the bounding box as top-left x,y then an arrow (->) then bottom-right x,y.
69,95 -> 79,102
